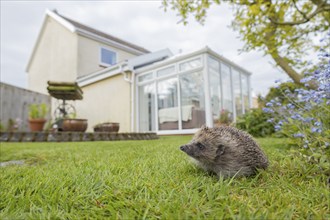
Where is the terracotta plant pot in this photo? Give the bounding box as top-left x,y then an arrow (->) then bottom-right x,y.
57,119 -> 88,132
28,118 -> 47,131
94,122 -> 120,133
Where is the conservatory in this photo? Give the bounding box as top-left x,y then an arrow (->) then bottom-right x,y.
135,47 -> 252,135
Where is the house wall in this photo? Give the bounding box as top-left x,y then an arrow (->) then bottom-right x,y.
77,35 -> 138,78
75,74 -> 131,132
28,16 -> 78,94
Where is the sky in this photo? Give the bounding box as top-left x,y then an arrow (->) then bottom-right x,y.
0,0 -> 291,96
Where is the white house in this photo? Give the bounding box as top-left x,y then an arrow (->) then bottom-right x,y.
27,9 -> 252,134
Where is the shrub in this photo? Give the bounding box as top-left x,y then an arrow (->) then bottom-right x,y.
263,50 -> 330,172
217,109 -> 233,125
235,108 -> 275,137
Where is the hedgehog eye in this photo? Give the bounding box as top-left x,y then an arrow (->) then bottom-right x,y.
197,143 -> 205,150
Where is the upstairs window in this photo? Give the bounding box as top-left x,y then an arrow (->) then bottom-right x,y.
100,47 -> 117,66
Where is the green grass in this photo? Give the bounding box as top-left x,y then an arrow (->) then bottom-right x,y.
0,137 -> 329,219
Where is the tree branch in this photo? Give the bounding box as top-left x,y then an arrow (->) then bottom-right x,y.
268,1 -> 330,26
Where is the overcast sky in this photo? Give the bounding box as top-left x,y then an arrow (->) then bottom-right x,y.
0,0 -> 290,96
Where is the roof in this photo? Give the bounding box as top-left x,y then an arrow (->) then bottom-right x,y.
135,46 -> 253,75
77,47 -> 253,87
54,11 -> 150,54
77,48 -> 173,87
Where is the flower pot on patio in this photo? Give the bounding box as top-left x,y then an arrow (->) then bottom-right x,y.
57,119 -> 88,132
93,122 -> 120,133
28,103 -> 48,131
28,118 -> 47,132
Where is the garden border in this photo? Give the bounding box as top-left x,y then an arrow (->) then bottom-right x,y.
0,132 -> 158,142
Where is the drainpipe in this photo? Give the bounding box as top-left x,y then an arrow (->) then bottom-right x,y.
121,64 -> 135,132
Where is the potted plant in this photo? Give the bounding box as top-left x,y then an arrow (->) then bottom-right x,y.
56,113 -> 88,132
93,122 -> 120,132
28,103 -> 48,131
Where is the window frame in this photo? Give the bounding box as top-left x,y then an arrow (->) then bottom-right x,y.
99,46 -> 117,67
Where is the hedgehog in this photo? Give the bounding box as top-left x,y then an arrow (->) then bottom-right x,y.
179,125 -> 269,178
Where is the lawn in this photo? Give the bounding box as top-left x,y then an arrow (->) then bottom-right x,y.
0,136 -> 329,219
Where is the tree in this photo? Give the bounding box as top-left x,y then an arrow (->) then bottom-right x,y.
162,0 -> 330,85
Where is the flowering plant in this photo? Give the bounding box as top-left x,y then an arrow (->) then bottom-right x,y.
263,50 -> 330,172
218,109 -> 232,125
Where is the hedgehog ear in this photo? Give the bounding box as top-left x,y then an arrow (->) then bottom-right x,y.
216,144 -> 225,155
201,124 -> 208,130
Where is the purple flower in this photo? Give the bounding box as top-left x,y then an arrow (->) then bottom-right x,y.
267,118 -> 274,123
287,103 -> 295,109
293,133 -> 305,138
263,108 -> 274,113
274,125 -> 282,131
311,127 -> 322,133
303,117 -> 314,123
266,102 -> 273,107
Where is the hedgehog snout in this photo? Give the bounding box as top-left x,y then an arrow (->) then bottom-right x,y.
180,145 -> 187,152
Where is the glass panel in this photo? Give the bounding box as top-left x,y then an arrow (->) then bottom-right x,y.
241,74 -> 249,112
208,56 -> 219,70
220,63 -> 233,123
180,71 -> 206,129
101,48 -> 116,65
232,69 -> 243,116
157,77 -> 178,130
139,83 -> 156,132
179,58 -> 201,72
157,66 -> 175,78
138,72 -> 153,82
208,57 -> 221,124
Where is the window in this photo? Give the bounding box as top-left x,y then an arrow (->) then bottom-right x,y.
179,58 -> 201,72
138,72 -> 153,82
232,69 -> 242,116
100,47 -> 116,66
157,66 -> 175,78
208,57 -> 221,124
179,71 -> 205,129
139,83 -> 156,131
241,74 -> 249,112
157,77 -> 179,130
221,63 -> 233,122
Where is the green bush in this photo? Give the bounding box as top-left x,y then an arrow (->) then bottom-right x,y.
235,108 -> 275,137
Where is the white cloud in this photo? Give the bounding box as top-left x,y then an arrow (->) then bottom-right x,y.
0,1 -> 290,95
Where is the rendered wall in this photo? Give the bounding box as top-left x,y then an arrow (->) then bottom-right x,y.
28,16 -> 78,94
0,82 -> 51,131
75,74 -> 131,132
77,35 -> 138,78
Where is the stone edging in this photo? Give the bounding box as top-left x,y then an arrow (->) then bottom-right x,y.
0,132 -> 159,142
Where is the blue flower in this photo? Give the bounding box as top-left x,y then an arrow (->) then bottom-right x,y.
262,108 -> 274,113
314,121 -> 322,126
311,127 -> 322,133
303,117 -> 314,123
287,103 -> 295,109
274,125 -> 282,131
265,102 -> 273,107
267,118 -> 274,123
293,133 -> 305,138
